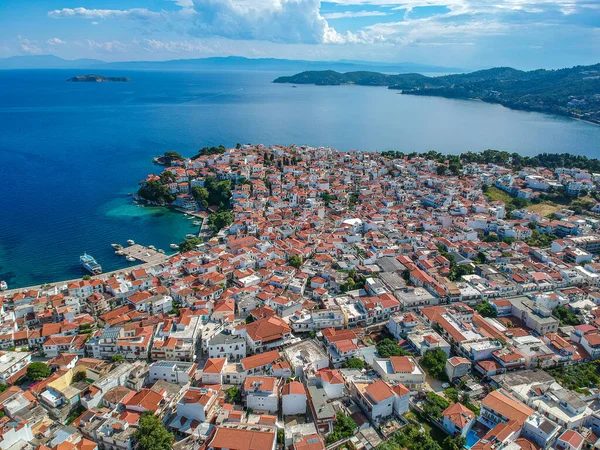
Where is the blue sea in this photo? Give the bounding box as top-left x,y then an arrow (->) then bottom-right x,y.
1,69 -> 600,288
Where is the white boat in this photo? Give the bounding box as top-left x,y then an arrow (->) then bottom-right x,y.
126,256 -> 136,262
148,245 -> 156,250
111,243 -> 119,248
158,249 -> 165,254
193,220 -> 201,226
127,239 -> 135,245
170,243 -> 179,249
186,234 -> 196,239
80,253 -> 102,275
0,281 -> 7,291
115,250 -> 124,256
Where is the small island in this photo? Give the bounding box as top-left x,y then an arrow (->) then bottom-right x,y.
66,74 -> 131,83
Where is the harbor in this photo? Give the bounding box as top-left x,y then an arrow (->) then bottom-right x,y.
119,244 -> 171,265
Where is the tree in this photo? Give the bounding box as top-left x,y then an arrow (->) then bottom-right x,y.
376,424 -> 442,450
326,413 -> 357,444
421,349 -> 448,380
138,180 -> 175,204
207,211 -> 234,234
288,255 -> 302,269
436,165 -> 447,176
225,386 -> 241,404
27,362 -> 50,381
443,435 -> 466,450
112,354 -> 124,362
178,237 -> 203,253
72,371 -> 87,382
134,412 -> 174,450
245,315 -> 256,324
474,301 -> 497,318
553,306 -> 581,326
191,186 -> 209,209
344,358 -> 364,370
82,274 -> 91,280
376,338 -> 410,358
422,392 -> 450,421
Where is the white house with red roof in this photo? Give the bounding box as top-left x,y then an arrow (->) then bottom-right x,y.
201,358 -> 227,385
349,379 -> 410,423
372,356 -> 425,390
442,402 -> 476,436
243,376 -> 281,413
282,381 -> 307,415
556,430 -> 585,450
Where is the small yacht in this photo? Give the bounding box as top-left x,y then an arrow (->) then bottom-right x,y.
158,249 -> 165,254
148,245 -> 156,250
0,281 -> 7,291
126,256 -> 136,262
115,250 -> 124,256
193,220 -> 201,226
170,243 -> 179,249
185,234 -> 196,239
127,239 -> 135,246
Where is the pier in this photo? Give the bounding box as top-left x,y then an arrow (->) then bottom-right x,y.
121,244 -> 170,265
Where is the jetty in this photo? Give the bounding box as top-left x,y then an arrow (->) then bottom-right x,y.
121,244 -> 170,265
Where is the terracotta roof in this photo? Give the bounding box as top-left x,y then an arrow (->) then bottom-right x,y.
208,426 -> 276,450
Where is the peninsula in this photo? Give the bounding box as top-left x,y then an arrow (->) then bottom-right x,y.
274,63 -> 600,124
66,74 -> 131,82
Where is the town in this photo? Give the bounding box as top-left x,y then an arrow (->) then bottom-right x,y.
2,144 -> 600,450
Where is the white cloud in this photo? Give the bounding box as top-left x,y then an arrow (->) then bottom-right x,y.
48,7 -> 162,21
46,37 -> 66,45
18,37 -> 42,54
83,39 -> 126,52
322,10 -> 389,19
139,39 -> 213,53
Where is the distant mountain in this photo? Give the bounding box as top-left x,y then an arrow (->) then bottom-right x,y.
274,64 -> 600,124
0,55 -> 105,69
0,54 -> 459,74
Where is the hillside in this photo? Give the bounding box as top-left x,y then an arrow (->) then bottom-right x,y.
274,64 -> 600,124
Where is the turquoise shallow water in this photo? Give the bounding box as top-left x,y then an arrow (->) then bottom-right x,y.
1,68 -> 599,288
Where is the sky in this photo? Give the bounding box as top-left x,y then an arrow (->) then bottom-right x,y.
0,0 -> 598,69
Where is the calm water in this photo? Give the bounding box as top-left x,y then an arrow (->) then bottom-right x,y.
1,69 -> 599,288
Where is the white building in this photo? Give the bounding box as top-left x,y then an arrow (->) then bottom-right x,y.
282,382 -> 307,416
243,376 -> 281,413
372,356 -> 425,390
148,361 -> 197,385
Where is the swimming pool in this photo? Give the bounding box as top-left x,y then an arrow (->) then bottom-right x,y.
465,430 -> 480,449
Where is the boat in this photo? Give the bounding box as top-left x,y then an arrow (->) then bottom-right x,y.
127,239 -> 135,245
149,245 -> 156,250
0,281 -> 7,291
193,220 -> 201,226
170,243 -> 179,249
80,253 -> 102,275
126,256 -> 136,262
111,243 -> 123,249
115,250 -> 124,256
186,234 -> 196,239
158,249 -> 165,254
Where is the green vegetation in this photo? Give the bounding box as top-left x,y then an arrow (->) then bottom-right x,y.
552,306 -> 581,326
326,412 -> 357,444
111,354 -> 124,362
67,74 -> 131,82
421,349 -> 449,381
474,301 -> 497,318
376,423 -> 442,450
443,388 -> 480,415
178,237 -> 203,253
275,64 -> 600,125
344,357 -> 365,370
138,180 -> 175,204
207,210 -> 234,234
547,361 -> 600,392
340,269 -> 366,292
484,186 -> 528,212
443,435 -> 466,450
134,412 -> 174,450
82,274 -> 91,281
225,385 -> 242,404
203,176 -> 233,211
26,362 -> 50,381
422,392 -> 450,421
66,406 -> 87,425
72,371 -> 87,383
376,338 -> 411,358
288,254 -> 303,268
195,145 -> 226,157
525,229 -> 557,248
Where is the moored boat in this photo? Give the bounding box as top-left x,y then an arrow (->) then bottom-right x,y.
127,239 -> 135,245
0,281 -> 7,291
170,243 -> 179,249
80,253 -> 102,275
126,256 -> 136,262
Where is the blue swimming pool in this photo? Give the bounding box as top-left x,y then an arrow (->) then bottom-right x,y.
465,430 -> 480,449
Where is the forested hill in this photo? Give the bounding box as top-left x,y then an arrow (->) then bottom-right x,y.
273,64 -> 600,124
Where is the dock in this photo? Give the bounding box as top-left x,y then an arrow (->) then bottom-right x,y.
121,244 -> 170,265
